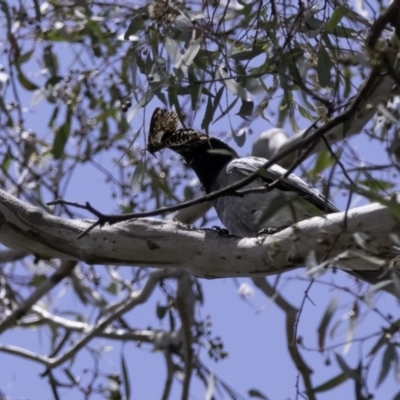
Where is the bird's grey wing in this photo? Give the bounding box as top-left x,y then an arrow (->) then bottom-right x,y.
227,157 -> 339,214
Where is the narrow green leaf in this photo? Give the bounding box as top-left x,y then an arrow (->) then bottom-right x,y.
216,66 -> 252,102
17,50 -> 34,65
124,15 -> 144,39
368,332 -> 390,357
32,0 -> 41,21
0,0 -> 11,33
190,83 -> 202,111
48,106 -> 59,127
0,96 -> 10,117
52,108 -> 71,159
174,38 -> 201,79
355,362 -> 363,399
326,5 -> 349,32
214,97 -> 239,123
201,96 -> 214,133
212,86 -> 224,118
248,389 -> 270,399
17,69 -> 39,91
168,309 -> 175,331
312,372 -> 349,393
43,47 -> 59,76
30,274 -> 47,287
377,343 -> 397,387
165,37 -> 180,63
309,150 -> 335,180
343,301 -> 358,354
335,354 -> 358,380
358,179 -> 395,191
238,100 -> 254,119
195,280 -> 204,305
127,92 -> 154,123
106,282 -> 118,295
156,303 -> 167,320
232,127 -> 247,147
131,160 -> 146,196
1,148 -> 12,172
317,45 -> 332,88
121,351 -> 131,400
205,371 -> 215,400
230,46 -> 264,60
318,297 -> 338,351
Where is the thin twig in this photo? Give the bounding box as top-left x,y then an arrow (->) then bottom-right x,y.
161,351 -> 174,400
0,260 -> 77,334
252,277 -> 315,399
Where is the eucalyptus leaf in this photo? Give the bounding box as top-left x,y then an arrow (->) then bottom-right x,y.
0,0 -> 11,33
52,108 -> 71,159
156,302 -> 167,320
205,371 -> 215,400
343,302 -> 358,355
174,38 -> 201,79
127,92 -> 154,123
238,99 -> 254,119
248,389 -> 270,399
232,127 -> 247,147
17,68 -> 39,91
121,352 -> 131,400
165,37 -> 180,63
335,353 -> 359,380
311,372 -> 348,393
326,5 -> 349,32
201,96 -> 214,133
377,343 -> 397,387
318,297 -> 339,351
317,45 -> 332,88
131,160 -> 146,196
124,15 -> 144,39
216,66 -> 252,102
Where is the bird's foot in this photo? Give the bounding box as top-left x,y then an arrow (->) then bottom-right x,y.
211,226 -> 230,235
257,224 -> 290,236
257,228 -> 278,236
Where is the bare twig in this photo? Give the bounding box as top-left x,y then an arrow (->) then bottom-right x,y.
0,249 -> 28,263
161,351 -> 174,400
253,277 -> 315,399
366,0 -> 400,49
0,270 -> 184,370
0,260 -> 77,334
176,273 -> 196,400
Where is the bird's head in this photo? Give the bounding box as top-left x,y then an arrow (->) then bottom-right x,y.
147,107 -> 181,154
146,108 -> 238,192
147,108 -> 237,158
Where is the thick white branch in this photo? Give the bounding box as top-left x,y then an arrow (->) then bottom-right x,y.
251,73 -> 394,165
0,189 -> 397,276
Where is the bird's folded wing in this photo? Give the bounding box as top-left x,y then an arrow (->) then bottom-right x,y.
226,157 -> 339,214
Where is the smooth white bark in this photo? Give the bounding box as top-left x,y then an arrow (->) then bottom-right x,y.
0,189 -> 397,276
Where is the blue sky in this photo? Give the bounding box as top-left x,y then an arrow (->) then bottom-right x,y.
1,1 -> 400,399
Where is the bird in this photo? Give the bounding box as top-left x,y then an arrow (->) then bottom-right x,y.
146,108 -> 400,291
147,108 -> 338,237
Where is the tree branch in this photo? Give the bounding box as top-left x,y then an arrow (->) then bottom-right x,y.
0,260 -> 77,334
0,189 -> 399,278
0,269 -> 184,370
